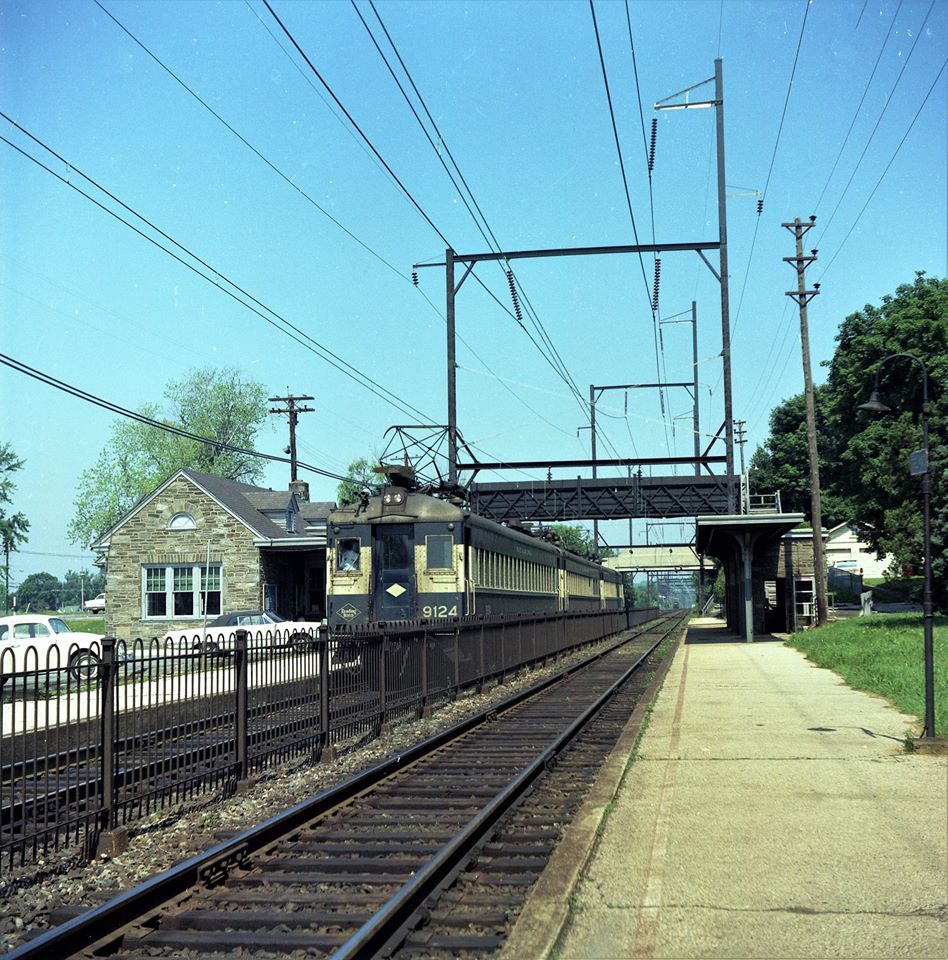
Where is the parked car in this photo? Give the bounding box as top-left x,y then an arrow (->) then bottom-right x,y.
162,611 -> 315,653
83,593 -> 106,613
0,614 -> 105,681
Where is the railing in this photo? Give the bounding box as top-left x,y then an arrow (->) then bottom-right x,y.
828,566 -> 863,598
747,491 -> 782,513
0,607 -> 659,872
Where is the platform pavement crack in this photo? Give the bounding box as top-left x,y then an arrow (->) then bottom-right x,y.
598,902 -> 948,920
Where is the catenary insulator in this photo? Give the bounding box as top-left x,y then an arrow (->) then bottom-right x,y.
411,270 -> 419,286
648,118 -> 657,174
756,196 -> 763,216
652,257 -> 662,310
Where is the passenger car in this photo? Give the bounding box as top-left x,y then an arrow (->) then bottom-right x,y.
326,483 -> 624,628
83,593 -> 106,613
0,614 -> 105,680
162,611 -> 315,652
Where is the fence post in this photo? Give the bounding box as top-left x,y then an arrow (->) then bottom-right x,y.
319,625 -> 336,762
477,621 -> 485,693
234,630 -> 248,784
418,625 -> 431,719
98,637 -> 116,835
500,619 -> 507,684
379,636 -> 390,736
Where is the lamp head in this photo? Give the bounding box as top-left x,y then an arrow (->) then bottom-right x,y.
857,389 -> 892,415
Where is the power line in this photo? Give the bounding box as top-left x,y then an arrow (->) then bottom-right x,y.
811,0 -> 904,211
98,1 -> 567,443
727,0 -> 811,350
95,1 -> 412,288
815,0 -> 937,247
0,115 -> 431,423
354,0 -> 589,416
589,0 -> 668,457
262,0 -> 450,247
0,353 -> 351,483
818,55 -> 948,281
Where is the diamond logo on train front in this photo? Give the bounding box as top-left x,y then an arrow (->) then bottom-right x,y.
338,604 -> 360,621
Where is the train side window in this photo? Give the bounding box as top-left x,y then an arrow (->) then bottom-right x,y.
426,535 -> 453,570
337,538 -> 361,572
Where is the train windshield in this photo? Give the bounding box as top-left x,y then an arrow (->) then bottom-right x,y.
374,524 -> 414,620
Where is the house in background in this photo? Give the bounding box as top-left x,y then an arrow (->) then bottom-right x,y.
824,522 -> 894,578
91,468 -> 335,640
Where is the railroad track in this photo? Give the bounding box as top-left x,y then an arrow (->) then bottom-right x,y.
9,612 -> 686,960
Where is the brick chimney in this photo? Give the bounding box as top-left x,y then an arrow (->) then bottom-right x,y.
289,479 -> 309,503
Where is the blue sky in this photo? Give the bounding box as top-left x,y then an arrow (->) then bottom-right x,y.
1,0 -> 945,585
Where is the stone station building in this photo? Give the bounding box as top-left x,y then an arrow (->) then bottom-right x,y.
90,468 -> 334,641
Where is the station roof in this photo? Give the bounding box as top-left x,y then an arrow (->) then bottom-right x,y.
603,546 -> 700,572
695,513 -> 805,559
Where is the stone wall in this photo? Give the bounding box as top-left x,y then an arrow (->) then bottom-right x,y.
103,476 -> 262,640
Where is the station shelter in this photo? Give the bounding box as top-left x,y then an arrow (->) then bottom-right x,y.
696,513 -> 826,640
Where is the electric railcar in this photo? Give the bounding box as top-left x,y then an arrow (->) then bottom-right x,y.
326,484 -> 623,628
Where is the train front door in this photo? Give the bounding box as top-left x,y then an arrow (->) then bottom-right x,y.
374,524 -> 415,620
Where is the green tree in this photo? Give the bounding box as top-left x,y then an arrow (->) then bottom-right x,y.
748,388 -> 847,524
549,523 -> 596,557
547,523 -> 617,560
336,457 -> 381,507
16,572 -> 62,612
822,274 -> 947,593
61,569 -> 106,608
752,274 -> 947,608
68,368 -> 268,547
1,443 -> 30,613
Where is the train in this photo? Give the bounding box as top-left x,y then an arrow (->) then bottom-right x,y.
326,482 -> 624,628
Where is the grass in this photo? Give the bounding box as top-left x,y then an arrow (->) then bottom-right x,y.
786,613 -> 948,737
64,617 -> 105,634
862,576 -> 923,604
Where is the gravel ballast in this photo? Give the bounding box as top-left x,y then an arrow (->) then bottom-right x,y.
0,642 -> 616,953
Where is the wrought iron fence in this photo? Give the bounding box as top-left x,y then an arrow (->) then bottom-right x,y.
1,608 -> 659,871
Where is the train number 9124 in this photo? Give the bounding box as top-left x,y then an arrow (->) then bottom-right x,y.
422,604 -> 458,619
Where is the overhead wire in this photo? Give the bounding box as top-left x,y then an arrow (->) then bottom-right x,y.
262,0 -> 590,458
0,353 -> 350,483
356,0 -> 590,417
818,55 -> 948,282
94,0 -> 411,289
748,52 -> 947,430
97,0 -> 557,457
811,0 -> 904,212
262,0 -> 450,247
588,0 -> 667,460
747,4 -> 942,427
814,0 -> 937,247
710,0 -> 811,403
0,115 -> 432,423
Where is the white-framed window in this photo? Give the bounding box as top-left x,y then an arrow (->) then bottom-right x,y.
167,512 -> 196,531
142,563 -> 222,619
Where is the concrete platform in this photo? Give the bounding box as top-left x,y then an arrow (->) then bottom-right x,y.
506,618 -> 947,959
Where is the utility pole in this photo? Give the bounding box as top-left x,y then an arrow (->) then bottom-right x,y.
783,217 -> 828,627
268,394 -> 315,482
734,418 -> 747,513
734,419 -> 746,475
3,538 -> 9,615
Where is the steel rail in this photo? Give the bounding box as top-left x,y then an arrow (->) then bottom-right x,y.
5,614 -> 677,960
333,615 -> 684,959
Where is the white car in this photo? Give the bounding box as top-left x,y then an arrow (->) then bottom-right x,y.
161,611 -> 316,653
0,614 -> 105,680
83,593 -> 106,613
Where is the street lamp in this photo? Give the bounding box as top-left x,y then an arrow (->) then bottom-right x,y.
857,352 -> 936,741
